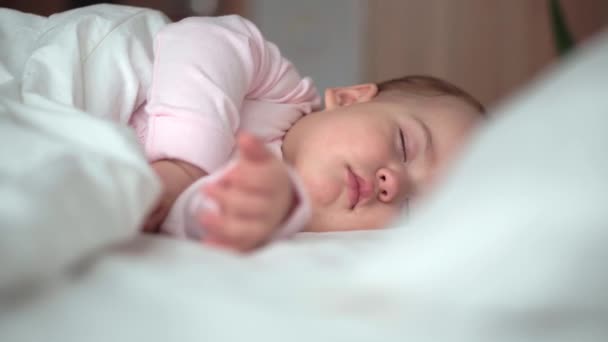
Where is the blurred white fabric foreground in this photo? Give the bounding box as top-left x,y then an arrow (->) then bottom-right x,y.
1,11 -> 608,342
0,5 -> 165,290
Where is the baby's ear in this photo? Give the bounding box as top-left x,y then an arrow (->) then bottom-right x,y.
325,83 -> 378,109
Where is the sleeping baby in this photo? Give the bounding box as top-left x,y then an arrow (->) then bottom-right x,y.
131,15 -> 485,251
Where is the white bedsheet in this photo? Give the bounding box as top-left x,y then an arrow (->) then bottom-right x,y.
1,5 -> 608,342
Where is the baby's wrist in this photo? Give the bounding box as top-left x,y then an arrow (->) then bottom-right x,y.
164,160 -> 207,182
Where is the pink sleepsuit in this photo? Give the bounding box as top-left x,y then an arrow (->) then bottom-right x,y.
128,15 -> 321,240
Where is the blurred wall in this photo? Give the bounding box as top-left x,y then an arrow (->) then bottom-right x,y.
245,0 -> 607,108
365,0 -> 607,108
0,0 -> 216,19
366,1 -> 556,108
247,0 -> 367,95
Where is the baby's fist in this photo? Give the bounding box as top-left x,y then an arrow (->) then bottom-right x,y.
199,133 -> 296,251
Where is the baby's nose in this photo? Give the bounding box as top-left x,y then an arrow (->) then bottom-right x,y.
376,168 -> 400,203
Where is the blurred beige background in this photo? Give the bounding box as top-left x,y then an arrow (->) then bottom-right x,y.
365,0 -> 608,107
3,0 -> 608,108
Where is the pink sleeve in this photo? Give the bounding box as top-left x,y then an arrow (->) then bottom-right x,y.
160,160 -> 311,241
143,15 -> 320,173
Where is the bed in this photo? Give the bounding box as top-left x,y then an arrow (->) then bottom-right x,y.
1,5 -> 607,342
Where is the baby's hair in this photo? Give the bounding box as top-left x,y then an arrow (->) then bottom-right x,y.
376,75 -> 486,114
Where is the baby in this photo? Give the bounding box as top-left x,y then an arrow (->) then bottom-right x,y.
132,15 -> 485,251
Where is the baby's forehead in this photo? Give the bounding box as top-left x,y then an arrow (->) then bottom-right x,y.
361,96 -> 483,133
375,92 -> 473,114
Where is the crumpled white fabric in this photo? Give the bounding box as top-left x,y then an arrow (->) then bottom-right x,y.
0,5 -> 167,289
1,4 -> 169,123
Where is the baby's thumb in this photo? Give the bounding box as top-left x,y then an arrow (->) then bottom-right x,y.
237,132 -> 271,163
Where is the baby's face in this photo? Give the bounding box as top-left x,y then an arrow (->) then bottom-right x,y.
283,92 -> 482,232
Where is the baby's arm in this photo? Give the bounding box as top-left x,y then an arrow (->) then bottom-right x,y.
158,132 -> 310,251
142,160 -> 207,232
139,15 -> 319,230
143,15 -> 319,173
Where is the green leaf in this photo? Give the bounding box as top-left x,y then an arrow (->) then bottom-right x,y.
549,0 -> 575,56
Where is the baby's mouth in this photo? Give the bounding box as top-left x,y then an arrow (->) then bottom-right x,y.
346,167 -> 375,210
346,167 -> 360,209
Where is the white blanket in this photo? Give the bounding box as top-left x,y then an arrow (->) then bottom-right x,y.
0,5 -> 166,289
1,5 -> 608,342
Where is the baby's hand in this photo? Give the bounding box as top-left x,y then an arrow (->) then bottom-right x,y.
199,133 -> 296,252
144,160 -> 207,233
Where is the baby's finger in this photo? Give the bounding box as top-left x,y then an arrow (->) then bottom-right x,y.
204,236 -> 223,246
214,163 -> 274,194
198,209 -> 221,232
199,210 -> 265,251
203,183 -> 271,219
237,132 -> 272,164
199,208 -> 252,240
198,210 -> 234,245
218,217 -> 268,251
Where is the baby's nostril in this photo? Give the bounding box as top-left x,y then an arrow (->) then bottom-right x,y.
380,175 -> 386,181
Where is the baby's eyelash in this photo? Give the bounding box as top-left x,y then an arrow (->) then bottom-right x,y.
399,128 -> 407,162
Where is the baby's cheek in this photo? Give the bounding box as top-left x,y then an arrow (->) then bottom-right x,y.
301,173 -> 341,207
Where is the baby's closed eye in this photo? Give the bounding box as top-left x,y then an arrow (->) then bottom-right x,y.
398,128 -> 408,162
